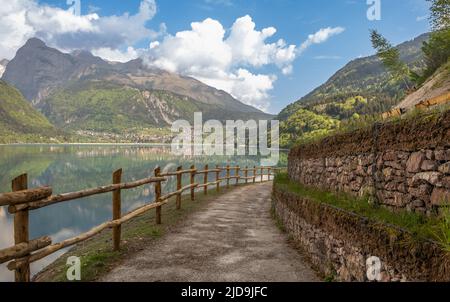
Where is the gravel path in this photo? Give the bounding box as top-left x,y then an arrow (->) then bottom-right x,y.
101,182 -> 319,282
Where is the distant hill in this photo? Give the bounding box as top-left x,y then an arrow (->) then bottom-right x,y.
0,80 -> 59,143
279,33 -> 429,121
2,38 -> 272,135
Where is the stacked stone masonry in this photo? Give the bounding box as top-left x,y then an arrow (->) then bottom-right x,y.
288,149 -> 450,215
288,112 -> 450,215
272,188 -> 450,282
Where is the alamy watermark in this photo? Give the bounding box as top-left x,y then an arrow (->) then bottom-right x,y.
66,256 -> 81,281
171,112 -> 279,166
367,0 -> 381,21
67,0 -> 81,16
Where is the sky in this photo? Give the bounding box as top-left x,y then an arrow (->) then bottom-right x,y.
0,0 -> 431,114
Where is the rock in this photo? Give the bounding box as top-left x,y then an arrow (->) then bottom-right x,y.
385,161 -> 403,170
421,160 -> 438,171
406,152 -> 425,173
367,165 -> 376,176
435,149 -> 450,161
431,188 -> 450,206
397,151 -> 410,160
442,176 -> 450,189
412,200 -> 425,208
438,162 -> 450,174
383,151 -> 397,161
412,172 -> 442,186
408,184 -> 432,202
382,168 -> 394,179
425,150 -> 434,160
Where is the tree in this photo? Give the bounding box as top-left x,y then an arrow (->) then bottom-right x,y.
415,0 -> 450,83
370,30 -> 411,89
428,0 -> 450,31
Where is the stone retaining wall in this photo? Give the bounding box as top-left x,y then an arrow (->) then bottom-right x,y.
288,111 -> 450,215
272,186 -> 450,282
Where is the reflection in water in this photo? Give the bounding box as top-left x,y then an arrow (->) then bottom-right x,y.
0,145 -> 285,281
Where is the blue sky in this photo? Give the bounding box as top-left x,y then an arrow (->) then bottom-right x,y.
14,0 -> 432,113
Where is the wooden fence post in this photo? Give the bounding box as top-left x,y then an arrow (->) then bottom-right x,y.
204,164 -> 208,196
190,165 -> 196,201
154,167 -> 162,225
216,165 -> 220,193
253,166 -> 256,184
235,166 -> 240,186
12,174 -> 30,282
176,166 -> 182,210
261,167 -> 264,182
245,166 -> 248,184
112,169 -> 122,251
226,165 -> 230,189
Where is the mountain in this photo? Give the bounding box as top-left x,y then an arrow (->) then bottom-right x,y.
277,33 -> 430,148
279,33 -> 429,121
0,59 -> 8,77
0,80 -> 59,143
2,38 -> 272,134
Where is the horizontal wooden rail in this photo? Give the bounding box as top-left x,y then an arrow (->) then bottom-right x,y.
0,236 -> 51,264
0,164 -> 285,281
160,183 -> 199,202
160,169 -> 196,177
198,180 -> 221,188
0,187 -> 52,207
195,169 -> 221,174
9,176 -> 167,213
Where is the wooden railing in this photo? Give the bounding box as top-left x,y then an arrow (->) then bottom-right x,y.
0,164 -> 283,282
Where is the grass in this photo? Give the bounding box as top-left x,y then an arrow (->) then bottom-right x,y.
34,186 -> 242,282
274,173 -> 450,252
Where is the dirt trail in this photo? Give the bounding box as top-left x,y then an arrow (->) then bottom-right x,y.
101,182 -> 319,282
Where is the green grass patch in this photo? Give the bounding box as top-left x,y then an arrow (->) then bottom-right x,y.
34,186 -> 243,282
274,173 -> 450,252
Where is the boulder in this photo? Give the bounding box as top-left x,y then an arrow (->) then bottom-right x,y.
438,162 -> 450,174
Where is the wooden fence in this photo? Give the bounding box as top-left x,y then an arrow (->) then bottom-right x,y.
0,164 -> 283,282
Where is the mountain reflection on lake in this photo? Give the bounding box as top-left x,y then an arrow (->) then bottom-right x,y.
0,144 -> 287,282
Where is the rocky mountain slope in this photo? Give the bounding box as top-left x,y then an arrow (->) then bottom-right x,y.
2,38 -> 271,134
0,59 -> 8,77
0,80 -> 59,143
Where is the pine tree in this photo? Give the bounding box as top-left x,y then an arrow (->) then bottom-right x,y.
370,30 -> 411,90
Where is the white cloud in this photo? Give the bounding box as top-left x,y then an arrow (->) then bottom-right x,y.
0,0 -> 160,59
300,26 -> 345,53
92,46 -> 141,63
144,15 -> 299,111
416,15 -> 428,22
144,16 -> 344,111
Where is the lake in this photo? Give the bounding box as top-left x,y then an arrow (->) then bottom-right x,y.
0,144 -> 287,281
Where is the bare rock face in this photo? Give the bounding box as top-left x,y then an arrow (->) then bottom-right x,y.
0,59 -> 8,77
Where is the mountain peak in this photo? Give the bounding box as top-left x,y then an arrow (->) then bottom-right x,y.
24,37 -> 46,48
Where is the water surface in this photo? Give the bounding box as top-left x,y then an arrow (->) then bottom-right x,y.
0,144 -> 285,281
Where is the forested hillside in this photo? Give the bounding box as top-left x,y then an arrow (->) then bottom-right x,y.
0,80 -> 60,143
278,34 -> 430,147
